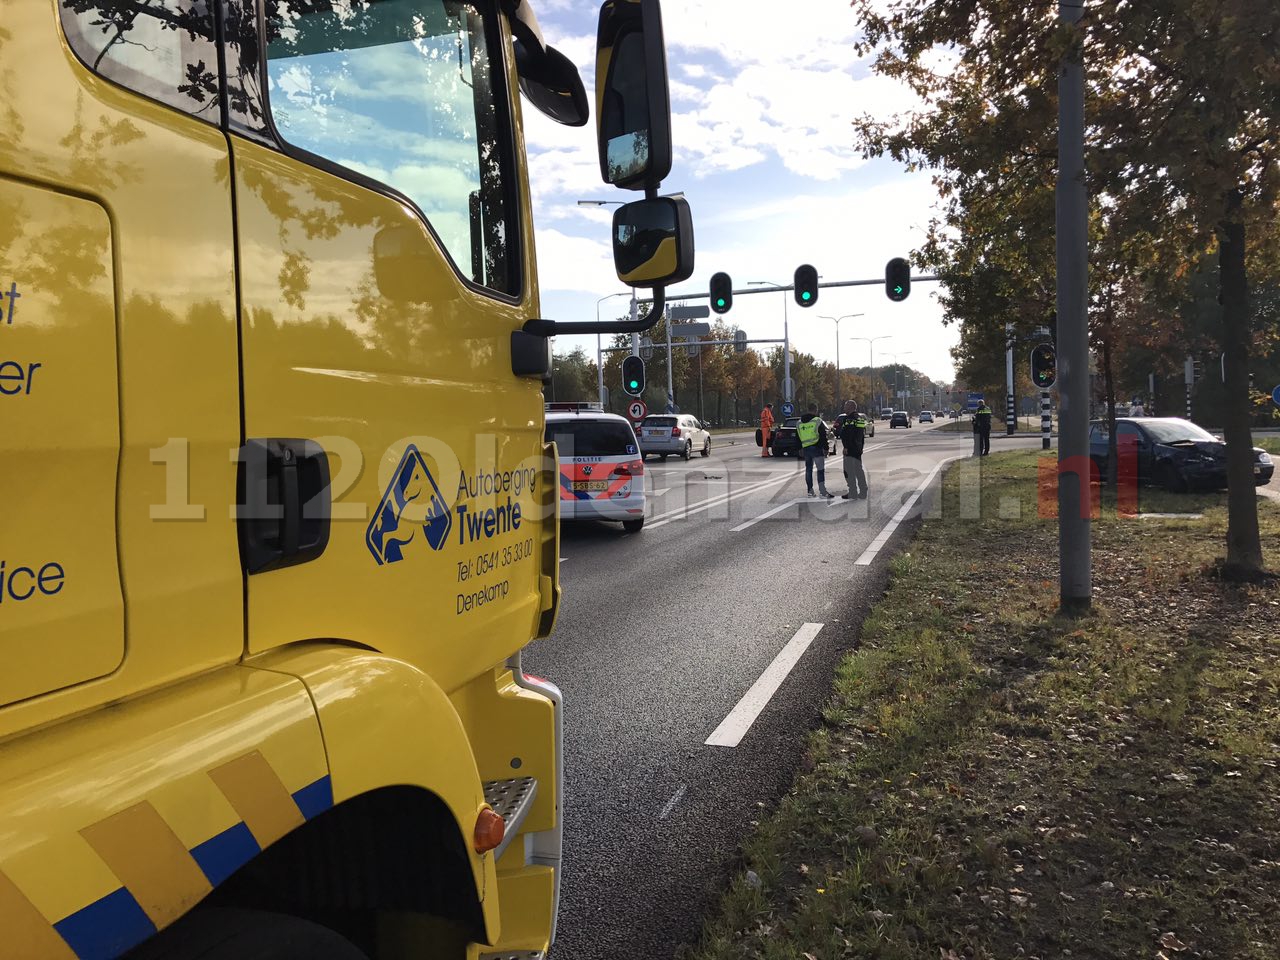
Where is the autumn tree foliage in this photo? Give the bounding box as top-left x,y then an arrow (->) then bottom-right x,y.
851,0 -> 1280,577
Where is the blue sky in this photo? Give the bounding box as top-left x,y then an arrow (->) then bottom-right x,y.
523,0 -> 960,383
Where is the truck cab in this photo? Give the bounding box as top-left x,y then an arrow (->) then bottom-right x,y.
0,0 -> 691,956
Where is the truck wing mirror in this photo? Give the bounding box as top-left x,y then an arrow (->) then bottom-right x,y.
612,196 -> 693,287
595,0 -> 672,189
517,44 -> 589,127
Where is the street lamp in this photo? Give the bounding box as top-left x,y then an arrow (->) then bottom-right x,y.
818,313 -> 863,404
883,350 -> 913,409
850,335 -> 892,411
749,280 -> 792,403
595,291 -> 633,407
577,191 -> 685,207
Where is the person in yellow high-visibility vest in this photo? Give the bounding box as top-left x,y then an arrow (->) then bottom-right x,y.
759,403 -> 775,457
797,403 -> 833,497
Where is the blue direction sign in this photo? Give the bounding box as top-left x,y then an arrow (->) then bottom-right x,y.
967,392 -> 984,412
1272,384 -> 1280,407
780,401 -> 795,417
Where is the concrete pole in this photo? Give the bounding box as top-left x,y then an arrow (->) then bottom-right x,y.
1005,322 -> 1016,435
782,293 -> 792,403
1057,0 -> 1091,614
664,304 -> 675,412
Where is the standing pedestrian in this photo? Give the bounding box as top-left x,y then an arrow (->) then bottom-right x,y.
759,402 -> 775,457
974,400 -> 993,456
833,400 -> 869,499
797,403 -> 833,498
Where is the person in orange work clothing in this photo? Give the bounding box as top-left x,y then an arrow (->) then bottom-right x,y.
759,402 -> 775,457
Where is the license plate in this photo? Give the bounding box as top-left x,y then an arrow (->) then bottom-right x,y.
645,429 -> 667,437
1256,465 -> 1263,475
573,480 -> 609,491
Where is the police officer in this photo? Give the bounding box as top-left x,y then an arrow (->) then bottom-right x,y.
797,403 -> 833,498
833,400 -> 869,499
974,400 -> 993,456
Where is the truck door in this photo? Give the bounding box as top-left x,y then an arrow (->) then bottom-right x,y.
225,0 -> 550,681
1,0 -> 243,717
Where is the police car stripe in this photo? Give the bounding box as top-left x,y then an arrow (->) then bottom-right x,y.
0,868 -> 78,959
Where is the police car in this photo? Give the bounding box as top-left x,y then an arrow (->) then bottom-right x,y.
545,404 -> 646,533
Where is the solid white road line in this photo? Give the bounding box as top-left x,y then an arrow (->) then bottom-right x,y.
729,497 -> 811,532
705,623 -> 824,748
658,784 -> 687,819
854,455 -> 963,566
646,438 -> 899,531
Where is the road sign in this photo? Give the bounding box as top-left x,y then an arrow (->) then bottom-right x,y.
734,329 -> 748,354
670,305 -> 710,320
685,343 -> 700,358
639,336 -> 653,361
780,401 -> 795,417
671,321 -> 711,338
628,400 -> 647,420
1273,385 -> 1280,407
967,391 -> 983,412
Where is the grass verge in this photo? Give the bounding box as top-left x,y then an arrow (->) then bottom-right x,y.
686,448 -> 1280,960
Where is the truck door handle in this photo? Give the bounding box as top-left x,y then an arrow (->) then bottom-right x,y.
237,438 -> 331,575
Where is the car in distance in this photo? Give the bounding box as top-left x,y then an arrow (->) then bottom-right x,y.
919,410 -> 934,423
638,414 -> 711,461
545,405 -> 646,532
880,407 -> 894,421
1088,416 -> 1274,491
890,411 -> 911,428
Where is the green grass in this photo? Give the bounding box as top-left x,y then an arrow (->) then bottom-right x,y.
686,450 -> 1280,960
1255,435 -> 1280,455
935,416 -> 1053,434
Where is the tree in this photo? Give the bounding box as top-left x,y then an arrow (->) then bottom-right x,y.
851,0 -> 1280,577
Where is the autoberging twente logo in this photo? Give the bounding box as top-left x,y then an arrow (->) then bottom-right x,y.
366,445 -> 452,564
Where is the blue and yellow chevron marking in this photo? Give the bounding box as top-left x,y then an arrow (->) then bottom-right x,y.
0,757 -> 333,960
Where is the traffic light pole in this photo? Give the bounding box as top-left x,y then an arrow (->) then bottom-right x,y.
1057,0 -> 1090,615
665,305 -> 675,411
1041,391 -> 1052,450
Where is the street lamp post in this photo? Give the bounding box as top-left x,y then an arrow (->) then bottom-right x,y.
851,335 -> 892,411
594,291 -> 632,407
884,351 -> 913,410
749,280 -> 791,404
819,313 -> 863,405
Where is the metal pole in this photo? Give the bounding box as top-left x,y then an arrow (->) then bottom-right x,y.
698,348 -> 704,420
1057,0 -> 1090,614
835,323 -> 841,405
596,333 -> 605,406
1041,390 -> 1051,450
665,304 -> 675,412
1005,322 -> 1016,435
783,294 -> 791,403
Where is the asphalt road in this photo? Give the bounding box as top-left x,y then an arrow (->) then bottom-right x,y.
525,420 -> 1042,959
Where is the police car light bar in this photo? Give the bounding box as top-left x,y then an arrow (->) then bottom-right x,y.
545,402 -> 604,413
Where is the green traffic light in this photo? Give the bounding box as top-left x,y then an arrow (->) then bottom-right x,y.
716,298 -> 726,308
894,285 -> 903,295
629,380 -> 639,389
801,291 -> 811,301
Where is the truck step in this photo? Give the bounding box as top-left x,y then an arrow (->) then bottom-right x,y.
478,952 -> 545,960
482,776 -> 538,861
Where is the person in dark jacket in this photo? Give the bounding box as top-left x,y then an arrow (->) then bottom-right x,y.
833,400 -> 869,499
796,403 -> 833,498
973,401 -> 993,455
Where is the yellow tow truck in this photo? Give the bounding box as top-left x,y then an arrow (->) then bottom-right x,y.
0,0 -> 692,955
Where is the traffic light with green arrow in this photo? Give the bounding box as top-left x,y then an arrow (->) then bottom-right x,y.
885,257 -> 911,302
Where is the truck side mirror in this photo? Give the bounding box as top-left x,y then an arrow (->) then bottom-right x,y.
595,0 -> 672,189
612,196 -> 693,288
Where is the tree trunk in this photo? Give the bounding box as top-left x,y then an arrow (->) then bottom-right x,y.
1219,190 -> 1263,576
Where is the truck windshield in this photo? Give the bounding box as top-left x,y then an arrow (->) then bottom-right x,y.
265,0 -> 516,295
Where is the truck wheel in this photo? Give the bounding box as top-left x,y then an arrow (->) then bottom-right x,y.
126,908 -> 369,960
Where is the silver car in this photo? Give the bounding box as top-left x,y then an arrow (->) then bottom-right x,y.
638,414 -> 711,460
